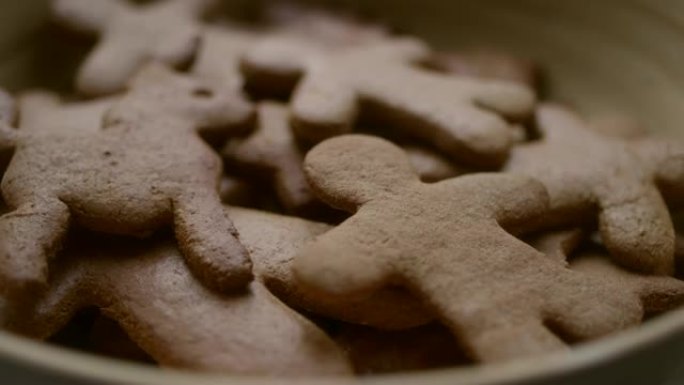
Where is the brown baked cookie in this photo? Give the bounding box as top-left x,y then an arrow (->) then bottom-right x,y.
426,49 -> 539,89
52,0 -> 218,96
5,235 -> 351,375
505,104 -> 684,275
293,134 -> 658,363
332,323 -> 468,374
0,65 -> 254,297
571,249 -> 684,315
230,207 -> 433,330
242,36 -> 536,167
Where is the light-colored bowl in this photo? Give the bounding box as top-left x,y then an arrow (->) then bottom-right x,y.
2,0 -> 684,384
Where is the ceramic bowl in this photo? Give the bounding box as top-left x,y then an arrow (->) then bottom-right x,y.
1,1 -> 684,384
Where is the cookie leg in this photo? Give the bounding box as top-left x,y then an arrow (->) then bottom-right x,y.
173,190 -> 253,292
0,198 -> 70,296
410,231 -> 568,363
459,317 -> 567,363
543,283 -> 643,343
416,283 -> 567,363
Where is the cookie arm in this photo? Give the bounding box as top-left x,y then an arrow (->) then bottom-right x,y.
152,24 -> 202,67
173,189 -> 253,292
52,0 -> 125,35
77,36 -> 150,96
441,173 -> 550,234
572,253 -> 684,314
460,77 -> 536,120
0,199 -> 71,296
293,215 -> 394,299
632,274 -> 684,313
597,182 -> 675,275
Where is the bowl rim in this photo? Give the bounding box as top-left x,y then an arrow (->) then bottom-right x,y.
1,303 -> 683,385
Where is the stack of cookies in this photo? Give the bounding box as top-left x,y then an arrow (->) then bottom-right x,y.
0,0 -> 683,377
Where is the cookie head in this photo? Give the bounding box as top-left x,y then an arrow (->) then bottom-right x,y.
123,64 -> 254,131
304,135 -> 420,212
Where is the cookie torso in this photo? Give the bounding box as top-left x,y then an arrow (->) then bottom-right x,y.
2,121 -> 221,236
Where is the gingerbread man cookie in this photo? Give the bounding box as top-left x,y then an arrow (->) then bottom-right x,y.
0,65 -> 254,296
6,236 -> 351,375
293,135 -> 656,363
52,0 -> 218,96
506,104 -> 684,275
242,36 -> 536,167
